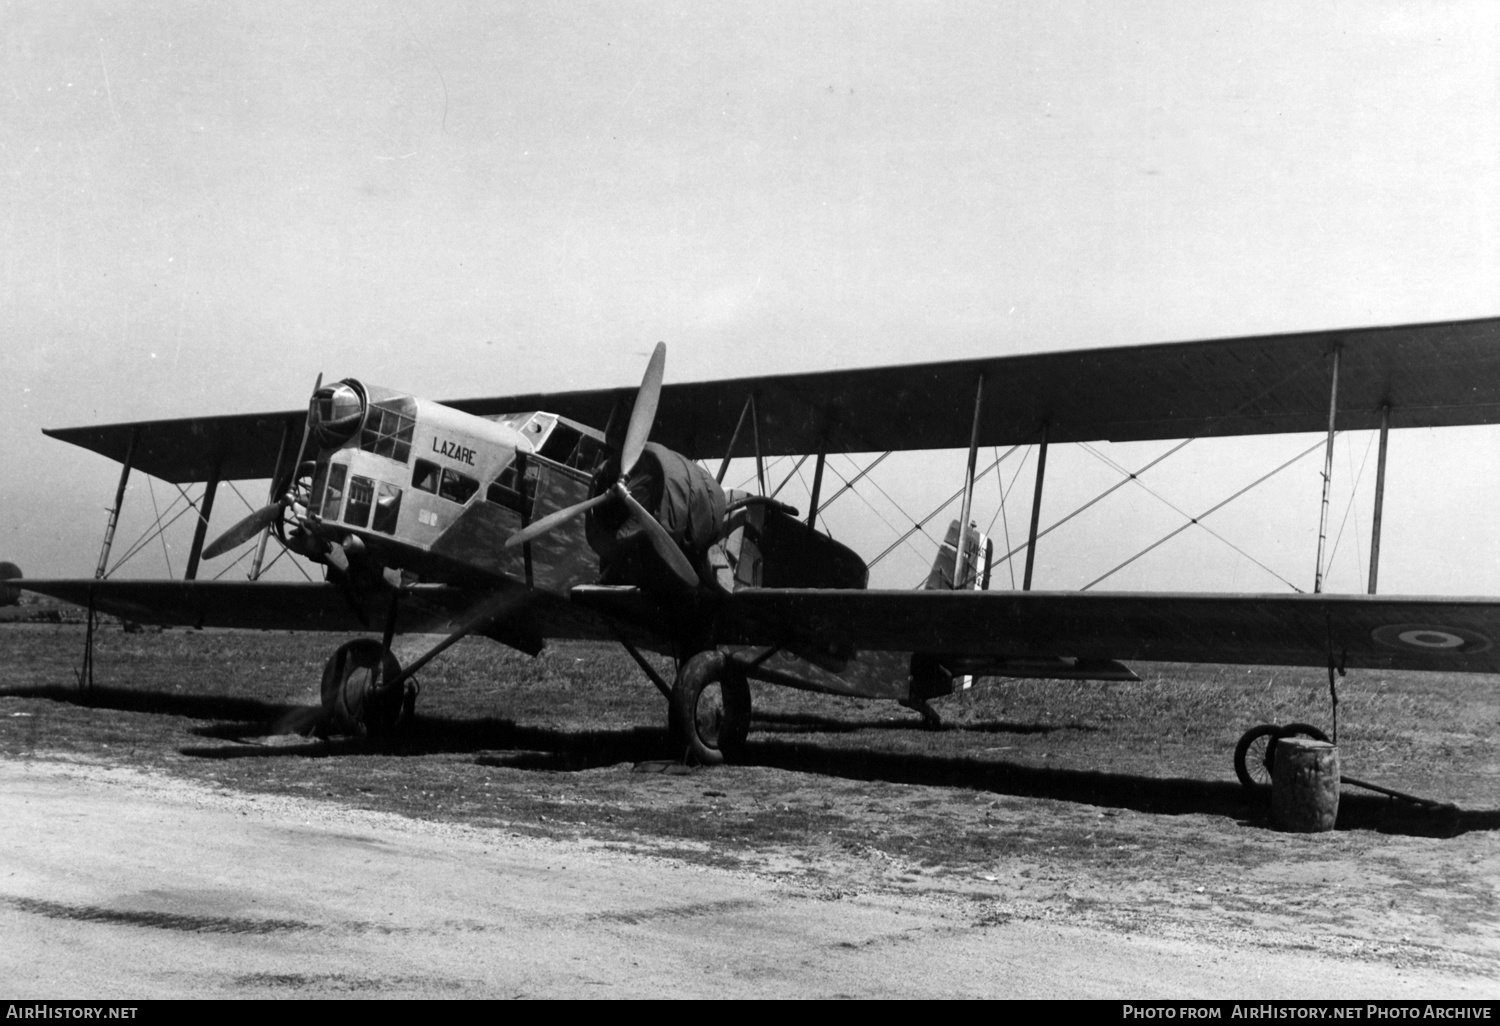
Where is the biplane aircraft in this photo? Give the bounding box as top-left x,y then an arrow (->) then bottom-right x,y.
16,316 -> 1500,770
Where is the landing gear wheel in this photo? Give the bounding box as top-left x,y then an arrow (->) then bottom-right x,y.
321,639 -> 407,739
671,650 -> 751,766
1234,722 -> 1331,792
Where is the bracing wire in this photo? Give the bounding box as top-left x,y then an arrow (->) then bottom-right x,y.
109,476 -> 193,578
770,455 -> 809,499
1079,438 -> 1326,591
816,452 -> 892,515
868,446 -> 1022,568
995,436 -> 1197,564
993,348 -> 1332,568
1075,440 -> 1299,590
1326,430 -> 1375,586
825,454 -> 937,568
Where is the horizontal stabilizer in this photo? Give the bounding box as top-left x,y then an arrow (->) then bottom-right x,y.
946,655 -> 1141,682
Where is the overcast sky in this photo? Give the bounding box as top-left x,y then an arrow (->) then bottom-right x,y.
4,2 -> 1498,594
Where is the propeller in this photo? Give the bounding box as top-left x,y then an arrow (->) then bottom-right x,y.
201,504 -> 281,560
203,374 -> 323,561
503,343 -> 698,589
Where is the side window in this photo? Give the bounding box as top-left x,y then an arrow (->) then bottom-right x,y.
321,463 -> 348,520
412,459 -> 441,494
344,475 -> 374,528
438,468 -> 479,505
372,482 -> 402,534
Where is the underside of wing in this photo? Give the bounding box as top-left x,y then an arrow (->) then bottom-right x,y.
720,589 -> 1500,675
15,579 -> 630,649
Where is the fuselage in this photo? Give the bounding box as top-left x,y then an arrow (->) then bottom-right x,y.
299,378 -> 869,598
304,379 -> 602,593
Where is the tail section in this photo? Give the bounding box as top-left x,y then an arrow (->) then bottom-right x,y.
924,520 -> 991,592
924,521 -> 990,692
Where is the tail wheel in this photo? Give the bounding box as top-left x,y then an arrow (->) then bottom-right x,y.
1233,722 -> 1331,791
671,650 -> 751,766
321,639 -> 408,739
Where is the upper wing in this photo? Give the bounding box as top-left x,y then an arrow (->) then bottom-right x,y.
44,315 -> 1500,480
717,588 -> 1500,674
466,315 -> 1500,458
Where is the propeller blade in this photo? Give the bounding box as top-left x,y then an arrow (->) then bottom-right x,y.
281,372 -> 323,494
202,504 -> 281,560
206,373 -> 325,562
619,342 -> 666,477
614,483 -> 700,589
503,491 -> 612,549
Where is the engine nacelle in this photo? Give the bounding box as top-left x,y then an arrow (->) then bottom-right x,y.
586,442 -> 726,585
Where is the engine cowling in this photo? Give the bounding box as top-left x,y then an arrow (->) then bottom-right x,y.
586,442 -> 726,586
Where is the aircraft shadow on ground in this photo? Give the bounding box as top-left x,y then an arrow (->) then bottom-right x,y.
1,683 -> 310,724
749,709 -> 1084,736
9,683 -> 1491,838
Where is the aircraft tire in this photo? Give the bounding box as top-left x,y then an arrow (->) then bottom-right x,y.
1234,722 -> 1331,792
672,650 -> 751,766
321,639 -> 405,740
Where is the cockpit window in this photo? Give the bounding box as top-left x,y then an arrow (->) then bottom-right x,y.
321,463 -> 348,521
537,422 -> 582,464
343,475 -> 375,528
359,398 -> 416,463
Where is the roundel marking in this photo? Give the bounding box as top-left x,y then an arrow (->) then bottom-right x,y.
1371,623 -> 1492,655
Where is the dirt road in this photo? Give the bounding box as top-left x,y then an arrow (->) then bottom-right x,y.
1,757 -> 1493,999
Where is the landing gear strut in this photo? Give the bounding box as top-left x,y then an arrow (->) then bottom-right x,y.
671,650 -> 751,766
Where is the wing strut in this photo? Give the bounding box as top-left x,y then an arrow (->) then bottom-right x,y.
183,455 -> 223,581
95,427 -> 139,579
1313,346 -> 1342,593
806,451 -> 826,529
1368,403 -> 1391,594
953,373 -> 986,590
715,394 -> 753,484
751,393 -> 766,494
1022,423 -> 1049,590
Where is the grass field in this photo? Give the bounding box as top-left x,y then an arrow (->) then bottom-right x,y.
2,620 -> 1495,830
2,620 -> 1498,976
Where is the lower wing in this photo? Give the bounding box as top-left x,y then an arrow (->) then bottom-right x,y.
15,578 -> 623,650
719,588 -> 1500,674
